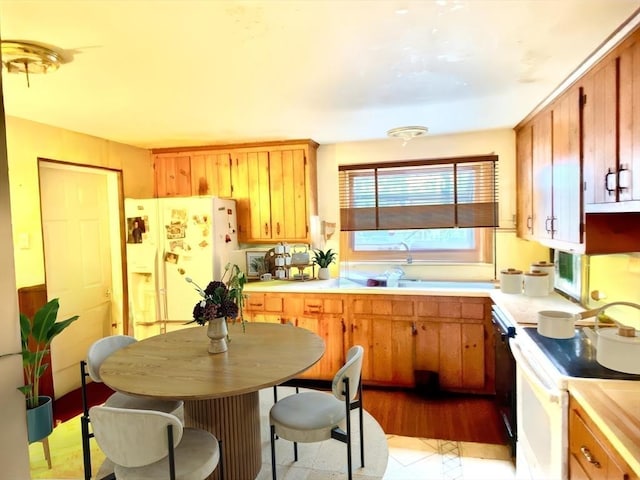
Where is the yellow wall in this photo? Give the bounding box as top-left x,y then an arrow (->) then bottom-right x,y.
317,128 -> 549,280
5,116 -> 153,289
587,253 -> 640,329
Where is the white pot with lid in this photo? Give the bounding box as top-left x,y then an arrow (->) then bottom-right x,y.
582,301 -> 640,374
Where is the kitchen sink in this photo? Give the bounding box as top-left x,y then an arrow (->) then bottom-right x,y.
397,279 -> 497,289
337,277 -> 496,290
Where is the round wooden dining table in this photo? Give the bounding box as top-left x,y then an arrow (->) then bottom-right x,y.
99,322 -> 325,479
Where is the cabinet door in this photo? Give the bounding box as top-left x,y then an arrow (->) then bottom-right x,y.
235,150 -> 272,241
516,124 -> 534,239
532,109 -> 554,240
296,314 -> 344,380
190,152 -> 232,197
350,315 -> 374,382
415,320 -> 486,391
551,87 -> 582,244
269,149 -> 308,241
583,58 -> 618,205
349,296 -> 415,386
619,38 -> 640,202
154,154 -> 192,197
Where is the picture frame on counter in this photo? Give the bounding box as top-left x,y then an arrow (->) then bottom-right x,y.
245,250 -> 267,279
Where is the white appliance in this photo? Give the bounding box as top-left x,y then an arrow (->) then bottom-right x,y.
124,197 -> 238,335
500,302 -> 640,480
510,332 -> 568,480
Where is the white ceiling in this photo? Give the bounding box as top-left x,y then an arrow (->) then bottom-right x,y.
1,0 -> 639,149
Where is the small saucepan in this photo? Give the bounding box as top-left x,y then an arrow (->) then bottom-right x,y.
537,308 -> 602,339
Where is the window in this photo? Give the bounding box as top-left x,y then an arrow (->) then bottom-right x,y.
338,155 -> 498,262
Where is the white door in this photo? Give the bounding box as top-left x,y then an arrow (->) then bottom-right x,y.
39,163 -> 114,398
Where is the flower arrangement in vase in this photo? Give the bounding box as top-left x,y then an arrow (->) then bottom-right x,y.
186,263 -> 247,353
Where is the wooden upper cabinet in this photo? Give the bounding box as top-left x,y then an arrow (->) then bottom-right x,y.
153,140 -> 318,243
516,87 -> 582,246
190,151 -> 232,197
582,56 -> 618,206
551,86 -> 582,244
153,154 -> 192,197
516,123 -> 534,240
231,141 -> 318,244
582,28 -> 640,212
618,37 -> 640,204
531,108 -> 553,241
269,149 -> 308,241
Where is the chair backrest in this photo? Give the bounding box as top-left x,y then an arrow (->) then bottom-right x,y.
332,345 -> 364,401
87,335 -> 137,382
89,405 -> 183,468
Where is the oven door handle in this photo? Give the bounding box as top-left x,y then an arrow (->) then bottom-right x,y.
510,339 -> 561,404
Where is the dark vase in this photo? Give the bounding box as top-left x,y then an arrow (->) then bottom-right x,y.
26,395 -> 54,443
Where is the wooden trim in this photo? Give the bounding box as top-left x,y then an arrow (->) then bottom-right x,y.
151,138 -> 319,154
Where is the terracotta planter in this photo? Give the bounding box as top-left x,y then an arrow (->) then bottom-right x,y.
207,317 -> 228,354
26,396 -> 53,443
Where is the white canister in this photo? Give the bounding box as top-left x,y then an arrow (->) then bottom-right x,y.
524,270 -> 549,297
500,268 -> 523,294
275,257 -> 285,267
274,244 -> 284,255
531,261 -> 555,293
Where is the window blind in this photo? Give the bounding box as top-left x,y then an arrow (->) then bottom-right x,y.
338,155 -> 499,231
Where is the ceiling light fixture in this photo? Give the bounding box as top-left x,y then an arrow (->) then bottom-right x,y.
387,126 -> 429,145
1,41 -> 62,87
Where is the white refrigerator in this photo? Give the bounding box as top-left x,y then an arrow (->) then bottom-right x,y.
124,197 -> 239,333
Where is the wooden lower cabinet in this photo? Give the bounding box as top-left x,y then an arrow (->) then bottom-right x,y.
242,290 -> 494,393
414,320 -> 486,391
569,395 -> 637,480
349,295 -> 415,386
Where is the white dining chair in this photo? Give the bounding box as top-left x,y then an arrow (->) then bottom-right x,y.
90,405 -> 222,480
81,335 -> 184,479
269,345 -> 365,480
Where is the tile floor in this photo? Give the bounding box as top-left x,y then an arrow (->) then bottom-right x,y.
384,435 -> 515,480
30,386 -> 516,479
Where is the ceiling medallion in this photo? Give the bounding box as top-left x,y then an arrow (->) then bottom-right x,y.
387,126 -> 429,144
1,41 -> 62,87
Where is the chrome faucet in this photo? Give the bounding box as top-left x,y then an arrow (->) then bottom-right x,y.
399,242 -> 413,264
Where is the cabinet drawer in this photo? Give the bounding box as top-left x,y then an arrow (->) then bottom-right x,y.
264,295 -> 284,312
245,293 -> 283,313
245,293 -> 266,311
569,409 -> 616,479
303,298 -> 343,315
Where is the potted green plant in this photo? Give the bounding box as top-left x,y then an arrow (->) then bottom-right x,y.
19,298 -> 79,443
312,248 -> 337,280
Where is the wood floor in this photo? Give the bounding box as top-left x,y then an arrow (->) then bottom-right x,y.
363,387 -> 507,445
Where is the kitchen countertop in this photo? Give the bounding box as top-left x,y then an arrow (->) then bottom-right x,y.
490,290 -> 640,476
244,277 -> 497,296
569,379 -> 640,476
